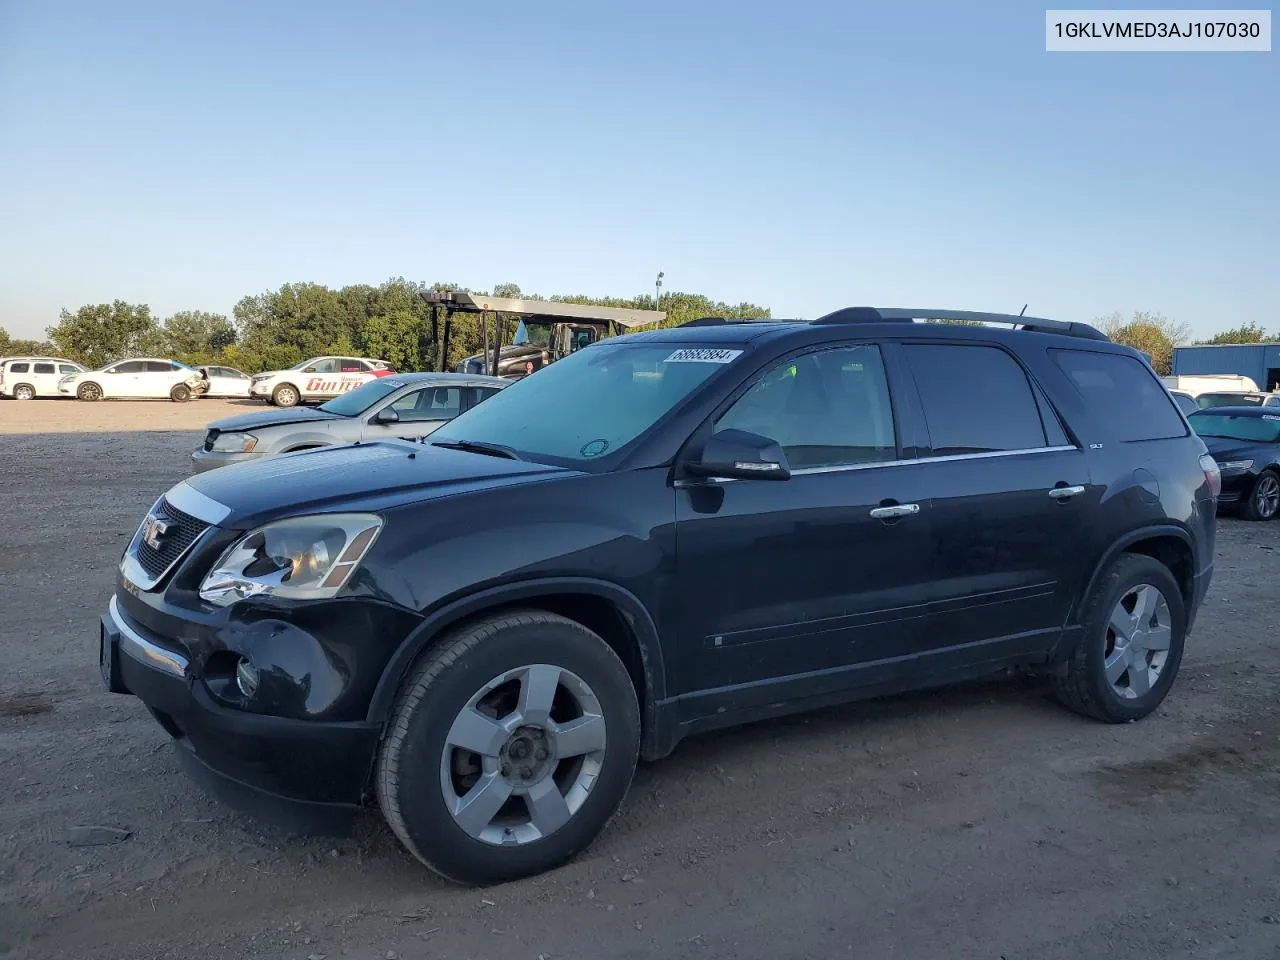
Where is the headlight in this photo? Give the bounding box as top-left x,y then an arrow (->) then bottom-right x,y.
199,513 -> 383,606
1218,459 -> 1254,475
212,432 -> 257,453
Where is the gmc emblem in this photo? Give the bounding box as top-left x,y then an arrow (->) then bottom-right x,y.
142,515 -> 172,551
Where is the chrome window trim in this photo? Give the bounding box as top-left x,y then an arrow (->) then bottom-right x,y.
676,445 -> 1080,485
108,595 -> 188,680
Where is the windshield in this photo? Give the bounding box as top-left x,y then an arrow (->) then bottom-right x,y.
1197,392 -> 1263,408
318,377 -> 410,416
1191,413 -> 1280,443
430,341 -> 741,464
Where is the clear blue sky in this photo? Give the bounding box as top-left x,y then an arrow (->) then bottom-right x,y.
1,0 -> 1275,340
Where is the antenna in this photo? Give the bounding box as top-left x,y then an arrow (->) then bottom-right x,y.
1018,304 -> 1028,317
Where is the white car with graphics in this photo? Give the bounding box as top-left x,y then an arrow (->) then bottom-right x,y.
58,358 -> 210,402
248,355 -> 396,407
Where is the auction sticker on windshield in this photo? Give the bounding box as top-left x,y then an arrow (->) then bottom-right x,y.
665,348 -> 743,364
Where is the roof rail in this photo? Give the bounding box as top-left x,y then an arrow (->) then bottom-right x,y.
810,307 -> 1109,341
679,316 -> 793,327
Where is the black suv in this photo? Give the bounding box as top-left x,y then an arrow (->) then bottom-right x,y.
99,307 -> 1218,885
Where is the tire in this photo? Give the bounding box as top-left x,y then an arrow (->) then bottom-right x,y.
271,383 -> 299,407
170,384 -> 191,402
1052,553 -> 1186,723
377,610 -> 641,886
12,384 -> 35,401
77,382 -> 103,402
1242,470 -> 1280,522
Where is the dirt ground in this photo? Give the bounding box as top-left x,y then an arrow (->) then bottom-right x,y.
2,397 -> 1278,960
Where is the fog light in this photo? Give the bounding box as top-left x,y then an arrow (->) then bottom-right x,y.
235,658 -> 260,698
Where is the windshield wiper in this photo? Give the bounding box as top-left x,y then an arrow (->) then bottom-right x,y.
429,439 -> 523,460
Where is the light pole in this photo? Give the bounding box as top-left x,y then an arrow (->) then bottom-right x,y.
655,271 -> 664,311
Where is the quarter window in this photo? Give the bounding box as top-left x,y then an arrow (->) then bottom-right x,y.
1050,349 -> 1186,442
903,344 -> 1050,455
716,345 -> 897,469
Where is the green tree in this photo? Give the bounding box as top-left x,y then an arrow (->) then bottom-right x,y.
46,301 -> 158,368
1201,322 -> 1272,345
0,326 -> 55,356
159,310 -> 237,362
1096,311 -> 1190,375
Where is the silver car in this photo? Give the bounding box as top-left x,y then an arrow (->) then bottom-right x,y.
191,372 -> 507,473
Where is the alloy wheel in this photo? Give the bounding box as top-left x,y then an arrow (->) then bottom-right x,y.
1254,474 -> 1280,519
1103,584 -> 1172,699
439,664 -> 606,846
14,386 -> 34,401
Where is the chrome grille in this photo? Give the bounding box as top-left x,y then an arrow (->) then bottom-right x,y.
131,498 -> 210,583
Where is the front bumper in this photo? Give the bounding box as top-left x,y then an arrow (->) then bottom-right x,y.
1216,472 -> 1255,506
100,594 -> 383,833
249,382 -> 273,399
190,448 -> 265,473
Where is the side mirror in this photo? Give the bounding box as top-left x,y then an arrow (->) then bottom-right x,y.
302,366 -> 316,373
373,408 -> 400,424
685,428 -> 791,481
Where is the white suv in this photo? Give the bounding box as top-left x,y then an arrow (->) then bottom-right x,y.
1,357 -> 86,399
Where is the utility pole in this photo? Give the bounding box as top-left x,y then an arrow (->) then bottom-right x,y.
655,271 -> 664,311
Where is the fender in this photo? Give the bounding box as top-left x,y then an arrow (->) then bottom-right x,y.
1049,521 -> 1195,662
365,576 -> 674,759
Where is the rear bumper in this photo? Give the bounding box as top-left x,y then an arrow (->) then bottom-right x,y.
100,596 -> 380,833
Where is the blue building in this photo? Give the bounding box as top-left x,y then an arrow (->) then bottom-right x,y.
1171,343 -> 1280,392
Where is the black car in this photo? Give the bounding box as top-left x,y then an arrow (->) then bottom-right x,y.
99,307 -> 1218,885
1189,406 -> 1280,520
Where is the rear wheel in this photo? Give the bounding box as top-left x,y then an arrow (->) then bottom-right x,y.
169,384 -> 191,402
12,384 -> 35,401
77,382 -> 103,402
1052,553 -> 1185,723
272,383 -> 299,407
1242,470 -> 1280,521
377,610 -> 640,885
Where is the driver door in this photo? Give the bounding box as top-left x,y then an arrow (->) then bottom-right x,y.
363,385 -> 463,441
671,344 -> 936,719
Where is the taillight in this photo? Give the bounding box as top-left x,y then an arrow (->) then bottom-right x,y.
1199,454 -> 1221,498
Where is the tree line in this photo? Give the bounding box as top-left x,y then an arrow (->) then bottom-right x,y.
1,282 -> 1273,377
0,280 -> 771,374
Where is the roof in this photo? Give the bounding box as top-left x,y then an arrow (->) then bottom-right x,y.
422,291 -> 666,329
381,371 -> 509,386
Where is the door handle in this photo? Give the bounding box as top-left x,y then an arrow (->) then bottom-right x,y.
1048,485 -> 1086,500
869,503 -> 920,519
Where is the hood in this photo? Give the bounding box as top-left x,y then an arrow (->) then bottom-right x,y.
1201,436 -> 1269,461
251,368 -> 290,379
175,440 -> 575,527
206,406 -> 342,432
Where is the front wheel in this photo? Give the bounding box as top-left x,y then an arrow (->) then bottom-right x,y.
271,384 -> 299,407
77,382 -> 103,402
170,384 -> 191,402
377,611 -> 640,886
1242,470 -> 1280,521
1052,553 -> 1186,723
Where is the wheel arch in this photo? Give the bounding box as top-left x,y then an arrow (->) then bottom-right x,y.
366,578 -> 673,761
1051,524 -> 1196,663
12,382 -> 35,398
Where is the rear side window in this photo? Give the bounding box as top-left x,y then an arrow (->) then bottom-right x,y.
903,344 -> 1049,455
33,362 -> 55,374
8,362 -> 29,373
1050,349 -> 1187,442
145,361 -> 176,372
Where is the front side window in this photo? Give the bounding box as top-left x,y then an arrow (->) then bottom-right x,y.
59,364 -> 79,374
430,341 -> 739,465
109,361 -> 145,374
716,345 -> 897,469
1051,349 -> 1186,442
309,358 -> 339,373
904,344 -> 1049,455
390,386 -> 461,421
